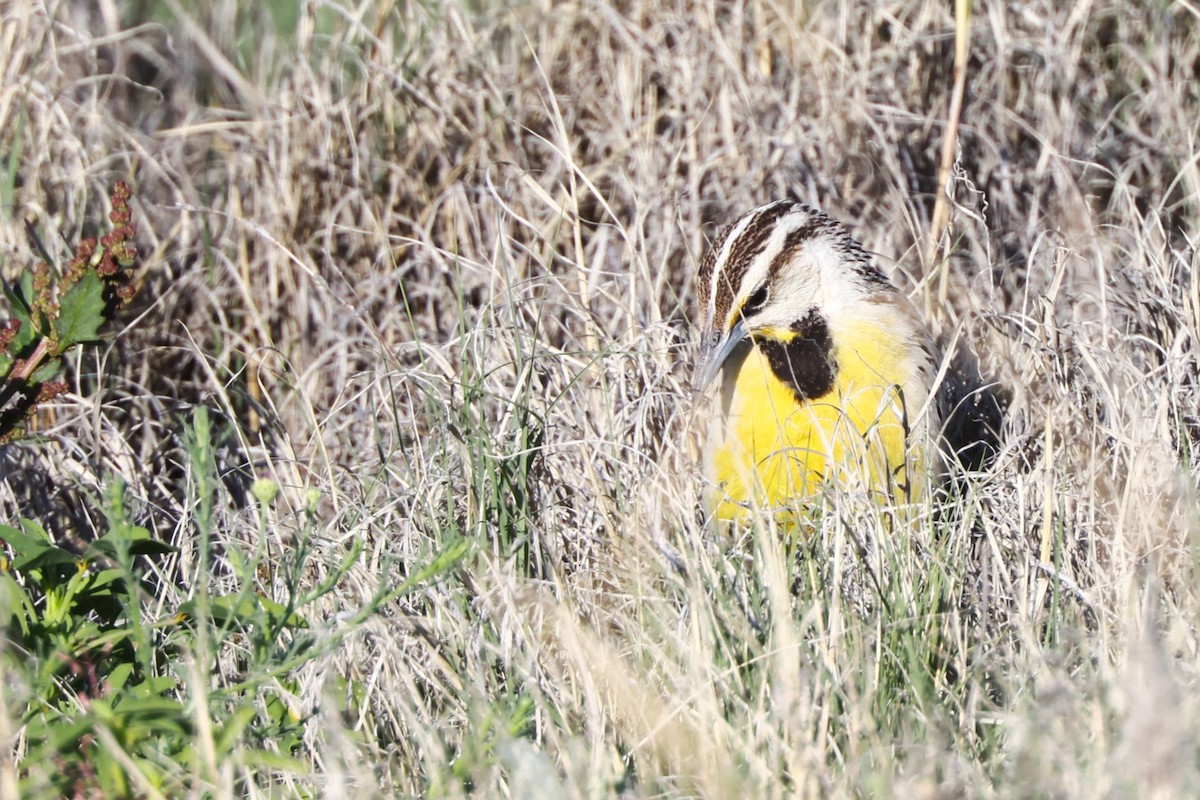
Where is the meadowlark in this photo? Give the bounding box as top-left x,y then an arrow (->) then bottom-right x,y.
694,199 -> 943,522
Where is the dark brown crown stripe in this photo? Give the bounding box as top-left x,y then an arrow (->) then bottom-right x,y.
722,200 -> 792,280
759,309 -> 837,402
700,200 -> 794,326
766,218 -> 822,281
699,201 -> 898,352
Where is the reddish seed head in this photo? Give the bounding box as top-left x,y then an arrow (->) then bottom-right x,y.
0,319 -> 19,350
63,257 -> 85,282
36,381 -> 69,402
32,262 -> 52,291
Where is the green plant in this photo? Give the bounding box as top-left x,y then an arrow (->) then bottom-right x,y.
1,484 -> 181,796
1,405 -> 469,796
0,181 -> 466,793
0,187 -> 334,795
1,439 -> 299,794
0,181 -> 138,442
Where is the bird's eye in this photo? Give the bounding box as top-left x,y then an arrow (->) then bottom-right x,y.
742,285 -> 769,316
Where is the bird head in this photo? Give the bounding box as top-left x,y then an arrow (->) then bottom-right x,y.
693,199 -> 894,392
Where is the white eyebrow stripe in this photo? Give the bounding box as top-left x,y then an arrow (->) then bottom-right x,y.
706,210 -> 754,325
706,200 -> 792,327
742,211 -> 800,294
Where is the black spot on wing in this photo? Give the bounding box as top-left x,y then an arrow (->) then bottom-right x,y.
758,309 -> 837,401
938,343 -> 1009,472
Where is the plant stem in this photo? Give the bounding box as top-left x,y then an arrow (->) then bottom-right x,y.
11,337 -> 51,382
0,337 -> 51,416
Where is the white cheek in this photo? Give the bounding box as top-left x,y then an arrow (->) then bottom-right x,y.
768,263 -> 819,323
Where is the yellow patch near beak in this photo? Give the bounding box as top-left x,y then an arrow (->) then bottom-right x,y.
749,325 -> 799,343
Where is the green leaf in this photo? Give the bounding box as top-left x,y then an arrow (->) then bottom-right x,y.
1,520 -> 76,571
125,528 -> 166,553
258,594 -> 307,628
86,568 -> 127,593
27,357 -> 61,384
108,661 -> 135,692
114,695 -> 188,720
178,591 -> 303,628
77,625 -> 135,654
55,270 -> 105,351
88,524 -> 176,564
2,270 -> 33,320
20,518 -> 51,541
0,518 -> 49,547
214,704 -> 258,753
129,675 -> 178,699
0,523 -> 40,557
237,749 -> 310,774
7,315 -> 37,356
43,716 -> 96,753
0,573 -> 36,631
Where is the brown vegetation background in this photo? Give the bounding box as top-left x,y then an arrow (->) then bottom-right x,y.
2,0 -> 1199,795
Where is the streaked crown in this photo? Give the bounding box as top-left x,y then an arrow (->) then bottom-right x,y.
697,199 -> 897,341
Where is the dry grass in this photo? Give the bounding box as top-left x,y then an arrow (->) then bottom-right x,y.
2,0 -> 1199,796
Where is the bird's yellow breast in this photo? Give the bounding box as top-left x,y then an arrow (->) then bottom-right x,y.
705,322 -> 926,522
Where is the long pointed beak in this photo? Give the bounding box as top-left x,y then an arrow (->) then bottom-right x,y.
693,318 -> 748,393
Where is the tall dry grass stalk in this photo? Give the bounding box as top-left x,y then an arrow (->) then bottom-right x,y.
1,0 -> 1199,796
